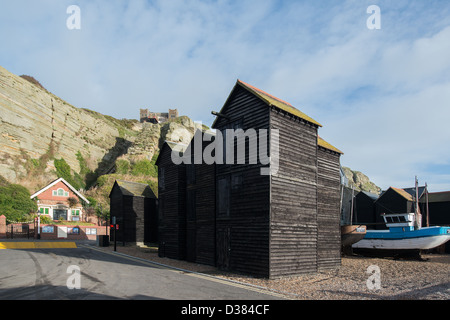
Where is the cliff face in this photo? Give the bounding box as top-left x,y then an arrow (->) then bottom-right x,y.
0,66 -> 137,188
0,66 -> 198,193
342,166 -> 381,195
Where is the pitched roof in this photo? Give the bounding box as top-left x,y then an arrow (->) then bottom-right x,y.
318,136 -> 343,154
112,180 -> 156,199
212,80 -> 322,128
390,187 -> 415,201
30,177 -> 90,204
357,190 -> 379,201
155,141 -> 189,166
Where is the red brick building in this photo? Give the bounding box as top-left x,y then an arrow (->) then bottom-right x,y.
30,178 -> 90,222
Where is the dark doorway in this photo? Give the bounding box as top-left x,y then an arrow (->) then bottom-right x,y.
53,209 -> 67,220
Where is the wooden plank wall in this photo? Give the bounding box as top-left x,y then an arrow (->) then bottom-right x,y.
269,108 -> 320,278
186,133 -> 217,266
132,196 -> 145,244
144,197 -> 158,243
354,192 -> 377,225
109,186 -> 123,243
157,145 -> 187,260
215,85 -> 271,278
317,147 -> 342,270
194,160 -> 216,266
110,184 -> 158,245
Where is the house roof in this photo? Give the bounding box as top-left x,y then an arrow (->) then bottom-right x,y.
318,136 -> 343,154
30,177 -> 90,204
212,80 -> 322,128
111,180 -> 156,199
357,191 -> 379,201
390,187 -> 415,201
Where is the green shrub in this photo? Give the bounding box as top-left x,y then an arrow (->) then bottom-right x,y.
76,151 -> 90,175
131,159 -> 157,177
40,215 -> 53,224
54,158 -> 86,190
0,183 -> 37,221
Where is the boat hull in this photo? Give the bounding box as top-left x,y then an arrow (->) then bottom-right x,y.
341,225 -> 366,247
352,227 -> 450,250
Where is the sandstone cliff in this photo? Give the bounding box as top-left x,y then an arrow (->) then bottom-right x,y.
342,166 -> 381,195
0,66 -> 199,194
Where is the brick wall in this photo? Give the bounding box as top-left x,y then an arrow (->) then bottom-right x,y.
0,215 -> 5,238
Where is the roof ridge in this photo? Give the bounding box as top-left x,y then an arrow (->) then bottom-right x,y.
236,80 -> 322,127
237,79 -> 294,108
390,187 -> 414,201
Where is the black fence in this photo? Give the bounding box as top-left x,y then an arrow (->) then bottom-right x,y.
6,224 -> 35,239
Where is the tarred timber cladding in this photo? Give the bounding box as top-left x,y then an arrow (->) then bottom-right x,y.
109,181 -> 157,244
186,134 -> 216,266
157,143 -> 186,260
269,108 -> 319,278
109,186 -> 124,241
317,147 -> 342,270
215,85 -> 272,278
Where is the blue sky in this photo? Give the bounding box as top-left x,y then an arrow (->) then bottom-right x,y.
1,0 -> 450,192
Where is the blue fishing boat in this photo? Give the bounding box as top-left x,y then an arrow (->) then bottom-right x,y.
353,177 -> 450,252
352,212 -> 450,250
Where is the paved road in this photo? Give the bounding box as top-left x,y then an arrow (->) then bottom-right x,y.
0,243 -> 285,300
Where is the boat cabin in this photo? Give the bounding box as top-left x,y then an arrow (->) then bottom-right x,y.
381,213 -> 416,232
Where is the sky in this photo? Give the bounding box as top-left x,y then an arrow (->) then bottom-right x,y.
1,0 -> 450,192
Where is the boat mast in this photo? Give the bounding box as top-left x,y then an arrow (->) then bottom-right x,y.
414,176 -> 422,230
350,186 -> 354,225
425,182 -> 429,227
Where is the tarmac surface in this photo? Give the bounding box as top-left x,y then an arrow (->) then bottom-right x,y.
0,240 -> 285,301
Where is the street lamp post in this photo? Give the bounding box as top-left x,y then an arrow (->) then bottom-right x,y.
37,209 -> 41,240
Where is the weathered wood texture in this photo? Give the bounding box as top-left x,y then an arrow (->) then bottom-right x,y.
186,132 -> 217,266
156,143 -> 187,260
270,108 -> 320,278
109,186 -> 123,242
144,197 -> 158,243
353,191 -> 378,226
215,85 -> 272,277
157,80 -> 343,279
317,147 -> 342,270
109,182 -> 157,244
